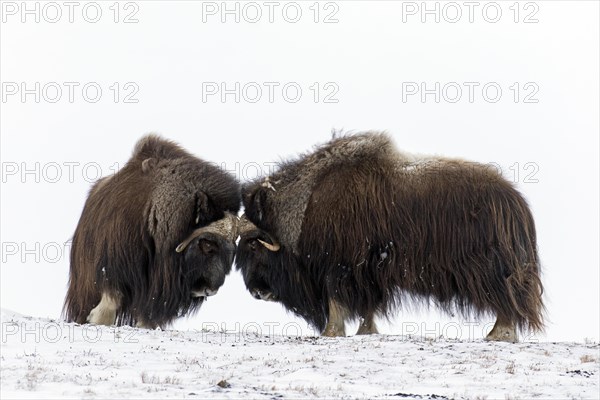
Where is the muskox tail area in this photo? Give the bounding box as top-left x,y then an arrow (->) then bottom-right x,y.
401,171 -> 546,336
62,225 -> 104,325
62,271 -> 101,325
482,185 -> 545,334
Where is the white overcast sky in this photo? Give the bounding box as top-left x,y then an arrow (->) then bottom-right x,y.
1,1 -> 598,342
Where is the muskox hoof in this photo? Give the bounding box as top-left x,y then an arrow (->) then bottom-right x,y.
86,307 -> 115,326
356,323 -> 379,335
86,293 -> 119,326
322,329 -> 345,337
485,319 -> 518,343
135,320 -> 159,330
322,325 -> 346,337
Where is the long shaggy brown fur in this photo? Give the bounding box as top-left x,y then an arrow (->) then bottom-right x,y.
237,132 -> 544,335
64,135 -> 240,327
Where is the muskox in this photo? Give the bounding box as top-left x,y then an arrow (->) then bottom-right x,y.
236,132 -> 544,342
63,135 -> 240,328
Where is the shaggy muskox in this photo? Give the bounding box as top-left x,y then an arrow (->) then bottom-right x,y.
64,135 -> 240,328
236,132 -> 544,342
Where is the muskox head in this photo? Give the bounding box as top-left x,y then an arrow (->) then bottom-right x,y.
236,214 -> 281,302
175,212 -> 239,299
235,183 -> 327,330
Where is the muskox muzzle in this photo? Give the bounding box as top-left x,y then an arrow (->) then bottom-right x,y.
250,288 -> 278,301
177,212 -> 238,298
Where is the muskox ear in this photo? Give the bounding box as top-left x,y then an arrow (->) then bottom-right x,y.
194,191 -> 218,226
141,158 -> 157,173
250,187 -> 268,223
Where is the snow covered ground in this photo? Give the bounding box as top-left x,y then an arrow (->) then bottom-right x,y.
1,309 -> 598,399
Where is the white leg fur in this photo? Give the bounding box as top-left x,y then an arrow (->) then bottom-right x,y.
485,317 -> 518,343
86,292 -> 120,326
356,313 -> 379,335
322,299 -> 349,337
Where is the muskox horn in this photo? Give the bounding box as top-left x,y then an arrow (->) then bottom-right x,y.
238,214 -> 281,252
238,214 -> 257,235
176,212 -> 239,253
257,239 -> 280,252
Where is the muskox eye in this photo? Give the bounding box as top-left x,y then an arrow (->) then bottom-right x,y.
247,239 -> 258,252
199,239 -> 218,255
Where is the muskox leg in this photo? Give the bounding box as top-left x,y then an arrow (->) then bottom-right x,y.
485,315 -> 518,343
135,320 -> 158,330
356,312 -> 379,335
86,292 -> 120,326
322,299 -> 349,337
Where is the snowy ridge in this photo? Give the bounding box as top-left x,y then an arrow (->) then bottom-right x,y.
1,310 -> 598,399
